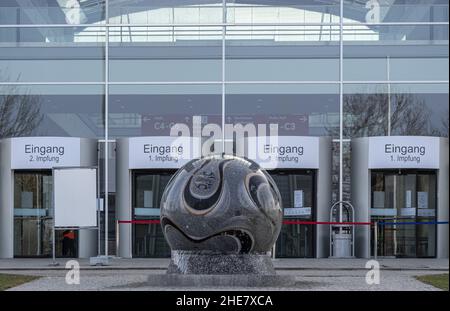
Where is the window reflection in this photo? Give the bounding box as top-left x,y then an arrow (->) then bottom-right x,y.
390,84 -> 449,137
0,0 -> 105,25
344,0 -> 449,23
0,84 -> 104,139
0,84 -> 43,138
109,84 -> 221,138
0,27 -> 105,83
342,84 -> 449,138
109,0 -> 223,24
226,84 -> 340,137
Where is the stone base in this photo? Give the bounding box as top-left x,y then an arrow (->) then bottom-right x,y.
143,251 -> 298,287
146,274 -> 297,287
89,255 -> 110,266
167,251 -> 275,275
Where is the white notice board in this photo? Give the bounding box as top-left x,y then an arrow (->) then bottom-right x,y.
54,167 -> 97,228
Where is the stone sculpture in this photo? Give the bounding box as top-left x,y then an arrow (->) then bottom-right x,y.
160,154 -> 283,275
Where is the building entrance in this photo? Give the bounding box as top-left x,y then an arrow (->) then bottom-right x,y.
13,171 -> 78,258
371,170 -> 437,258
271,170 -> 315,258
131,169 -> 317,258
131,170 -> 173,258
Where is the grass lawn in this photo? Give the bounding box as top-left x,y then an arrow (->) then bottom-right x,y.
0,274 -> 40,291
415,274 -> 449,291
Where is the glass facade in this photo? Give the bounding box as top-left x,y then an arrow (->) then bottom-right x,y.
1,0 -> 448,257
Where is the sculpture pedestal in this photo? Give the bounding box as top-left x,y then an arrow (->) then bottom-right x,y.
143,251 -> 297,288
167,251 -> 276,275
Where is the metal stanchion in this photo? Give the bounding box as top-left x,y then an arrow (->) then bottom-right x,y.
374,221 -> 378,260
116,220 -> 120,257
50,171 -> 59,267
50,223 -> 59,266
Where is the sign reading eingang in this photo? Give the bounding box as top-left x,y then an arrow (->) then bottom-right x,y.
368,136 -> 440,169
11,137 -> 81,169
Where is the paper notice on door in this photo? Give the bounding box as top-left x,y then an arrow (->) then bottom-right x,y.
97,198 -> 104,211
417,192 -> 428,209
294,190 -> 304,208
370,208 -> 396,216
400,208 -> 416,217
284,207 -> 311,217
144,190 -> 153,208
21,192 -> 33,209
405,190 -> 412,208
418,209 -> 435,217
373,191 -> 385,208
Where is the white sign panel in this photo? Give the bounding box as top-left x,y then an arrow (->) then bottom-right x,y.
54,167 -> 97,228
370,208 -> 397,216
144,190 -> 153,208
97,198 -> 104,212
373,191 -> 385,208
405,190 -> 412,208
246,136 -> 320,169
418,192 -> 428,209
21,192 -> 33,208
400,208 -> 416,217
11,137 -> 81,169
418,209 -> 435,217
294,190 -> 304,208
128,136 -> 200,169
284,207 -> 311,217
134,208 -> 160,217
368,136 -> 440,169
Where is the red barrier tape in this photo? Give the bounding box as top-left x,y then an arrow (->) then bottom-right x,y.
118,220 -> 161,225
282,220 -> 372,225
118,220 -> 372,226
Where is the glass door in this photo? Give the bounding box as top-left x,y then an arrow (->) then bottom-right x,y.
14,171 -> 53,257
416,173 -> 437,257
132,171 -> 173,258
271,170 -> 315,258
371,170 -> 437,258
14,171 -> 77,257
396,173 -> 417,257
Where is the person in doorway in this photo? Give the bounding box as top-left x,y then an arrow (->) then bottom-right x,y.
63,230 -> 76,257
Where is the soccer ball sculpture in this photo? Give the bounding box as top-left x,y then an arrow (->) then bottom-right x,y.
160,154 -> 283,255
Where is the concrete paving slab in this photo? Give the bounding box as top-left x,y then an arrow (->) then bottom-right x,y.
0,258 -> 448,271
3,268 -> 445,291
0,258 -> 447,291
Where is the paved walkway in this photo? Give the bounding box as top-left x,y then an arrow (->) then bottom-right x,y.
0,257 -> 448,271
1,258 -> 447,291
